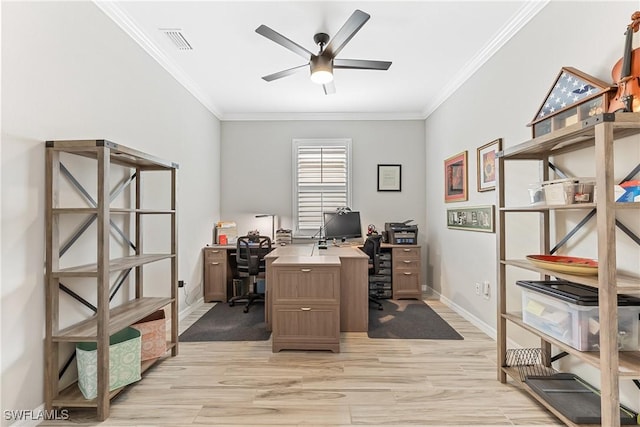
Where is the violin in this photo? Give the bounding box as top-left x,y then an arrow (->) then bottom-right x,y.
608,11 -> 640,113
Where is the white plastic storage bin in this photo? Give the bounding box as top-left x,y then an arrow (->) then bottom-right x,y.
541,178 -> 595,205
517,280 -> 640,351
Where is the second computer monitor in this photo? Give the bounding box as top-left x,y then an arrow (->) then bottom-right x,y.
323,211 -> 362,241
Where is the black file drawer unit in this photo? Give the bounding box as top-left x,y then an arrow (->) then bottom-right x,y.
369,251 -> 392,299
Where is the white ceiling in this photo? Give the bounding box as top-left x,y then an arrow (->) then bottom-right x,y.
97,1 -> 548,120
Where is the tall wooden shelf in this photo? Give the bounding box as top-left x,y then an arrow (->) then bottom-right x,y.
44,140 -> 179,420
496,113 -> 640,427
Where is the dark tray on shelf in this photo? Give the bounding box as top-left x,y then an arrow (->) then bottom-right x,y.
525,373 -> 637,424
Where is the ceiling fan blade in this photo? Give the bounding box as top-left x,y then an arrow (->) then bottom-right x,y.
256,25 -> 313,60
323,9 -> 370,59
262,64 -> 309,82
323,81 -> 336,95
334,59 -> 392,70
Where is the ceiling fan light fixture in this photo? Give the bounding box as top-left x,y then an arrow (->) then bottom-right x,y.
257,10 -> 391,93
310,70 -> 333,84
310,56 -> 333,84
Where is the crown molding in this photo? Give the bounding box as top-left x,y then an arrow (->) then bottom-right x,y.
93,1 -> 223,119
421,0 -> 550,119
220,111 -> 426,121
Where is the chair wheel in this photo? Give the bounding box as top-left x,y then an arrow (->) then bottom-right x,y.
229,301 -> 235,307
378,306 -> 383,310
243,306 -> 249,313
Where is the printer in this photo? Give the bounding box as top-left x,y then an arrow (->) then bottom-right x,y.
384,221 -> 418,245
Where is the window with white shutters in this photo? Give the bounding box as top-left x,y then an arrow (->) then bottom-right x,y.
293,139 -> 352,236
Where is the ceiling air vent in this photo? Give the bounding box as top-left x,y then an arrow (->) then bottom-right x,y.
160,28 -> 192,50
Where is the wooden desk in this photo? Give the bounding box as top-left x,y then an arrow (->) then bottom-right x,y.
265,244 -> 369,333
203,242 -> 421,332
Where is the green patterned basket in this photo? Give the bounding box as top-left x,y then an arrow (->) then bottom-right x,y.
76,327 -> 142,400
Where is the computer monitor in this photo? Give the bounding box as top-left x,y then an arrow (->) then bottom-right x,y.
323,211 -> 362,241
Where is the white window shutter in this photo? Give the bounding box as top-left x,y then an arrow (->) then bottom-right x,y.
293,139 -> 351,235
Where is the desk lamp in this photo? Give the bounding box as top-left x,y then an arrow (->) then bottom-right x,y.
255,214 -> 276,241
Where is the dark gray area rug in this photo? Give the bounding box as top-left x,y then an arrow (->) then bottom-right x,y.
368,299 -> 463,340
180,303 -> 271,341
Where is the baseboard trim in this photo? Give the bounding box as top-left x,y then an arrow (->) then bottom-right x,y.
430,288 -> 497,340
179,297 -> 205,322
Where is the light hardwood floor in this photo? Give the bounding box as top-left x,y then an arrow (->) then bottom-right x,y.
43,298 -> 562,426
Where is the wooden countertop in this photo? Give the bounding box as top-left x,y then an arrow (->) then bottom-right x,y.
265,243 -> 368,259
271,255 -> 341,266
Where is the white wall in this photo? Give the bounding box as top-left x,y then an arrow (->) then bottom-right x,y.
425,0 -> 639,410
220,120 -> 426,254
1,1 -> 220,421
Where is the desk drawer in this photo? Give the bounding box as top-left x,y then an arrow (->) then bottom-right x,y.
369,282 -> 392,290
392,247 -> 421,274
272,266 -> 340,303
392,247 -> 421,261
393,270 -> 422,299
394,258 -> 420,271
272,304 -> 340,352
204,248 -> 226,262
370,289 -> 392,299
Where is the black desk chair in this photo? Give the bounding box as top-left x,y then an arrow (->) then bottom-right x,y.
363,235 -> 384,311
228,235 -> 272,313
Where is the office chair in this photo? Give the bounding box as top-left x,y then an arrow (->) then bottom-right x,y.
363,234 -> 384,311
228,235 -> 272,313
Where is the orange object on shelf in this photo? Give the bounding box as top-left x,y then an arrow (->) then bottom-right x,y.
525,255 -> 598,276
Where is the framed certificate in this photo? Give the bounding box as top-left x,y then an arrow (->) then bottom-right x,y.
377,164 -> 401,191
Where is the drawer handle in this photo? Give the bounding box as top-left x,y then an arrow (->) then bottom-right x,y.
403,249 -> 411,252
301,268 -> 312,272
212,250 -> 220,254
211,262 -> 220,265
403,260 -> 412,264
403,272 -> 412,276
301,307 -> 312,311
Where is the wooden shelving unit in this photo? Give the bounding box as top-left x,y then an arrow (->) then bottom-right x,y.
44,140 -> 179,420
496,113 -> 640,427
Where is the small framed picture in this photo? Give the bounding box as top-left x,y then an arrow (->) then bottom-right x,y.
447,205 -> 495,232
444,151 -> 467,202
477,138 -> 502,192
377,164 -> 401,191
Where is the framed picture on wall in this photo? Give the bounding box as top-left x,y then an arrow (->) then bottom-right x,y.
444,151 -> 467,202
377,164 -> 401,191
477,138 -> 502,192
447,205 -> 495,232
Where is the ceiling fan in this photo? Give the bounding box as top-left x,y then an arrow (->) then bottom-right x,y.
256,9 -> 392,95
